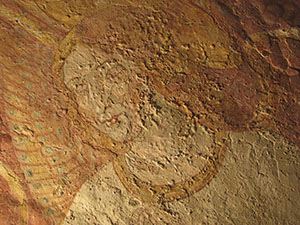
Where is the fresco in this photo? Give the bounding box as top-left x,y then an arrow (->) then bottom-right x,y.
0,0 -> 299,224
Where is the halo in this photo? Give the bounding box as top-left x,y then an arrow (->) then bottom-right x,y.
52,4 -> 230,203
113,130 -> 228,203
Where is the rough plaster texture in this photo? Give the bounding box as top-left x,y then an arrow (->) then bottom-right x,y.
64,44 -> 144,142
64,131 -> 300,225
0,0 -> 299,224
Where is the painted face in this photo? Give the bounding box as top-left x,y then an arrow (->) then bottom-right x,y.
63,43 -> 217,186
64,44 -> 148,142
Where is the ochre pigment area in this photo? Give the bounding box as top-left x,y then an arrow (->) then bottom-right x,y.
0,0 -> 299,224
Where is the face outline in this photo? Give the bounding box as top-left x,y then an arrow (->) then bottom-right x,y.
63,43 -> 149,143
52,4 -> 238,204
54,2 -> 300,206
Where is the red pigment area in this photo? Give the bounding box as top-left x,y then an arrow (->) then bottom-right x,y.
0,175 -> 20,225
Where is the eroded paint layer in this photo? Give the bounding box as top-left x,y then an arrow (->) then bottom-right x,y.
0,0 -> 299,224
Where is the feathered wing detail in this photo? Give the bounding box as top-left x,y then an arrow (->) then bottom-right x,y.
0,62 -> 95,224
0,18 -> 97,225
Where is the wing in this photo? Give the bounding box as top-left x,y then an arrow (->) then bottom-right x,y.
0,15 -> 99,225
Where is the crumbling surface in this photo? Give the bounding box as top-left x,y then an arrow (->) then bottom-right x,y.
63,130 -> 300,225
0,0 -> 299,224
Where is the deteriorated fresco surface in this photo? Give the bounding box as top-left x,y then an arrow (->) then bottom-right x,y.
0,0 -> 299,224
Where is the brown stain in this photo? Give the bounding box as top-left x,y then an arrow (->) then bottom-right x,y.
0,175 -> 20,225
0,0 -> 299,224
